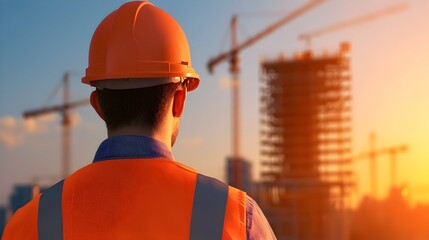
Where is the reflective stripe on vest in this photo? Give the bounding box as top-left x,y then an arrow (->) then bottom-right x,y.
38,180 -> 64,240
190,174 -> 228,239
37,175 -> 229,239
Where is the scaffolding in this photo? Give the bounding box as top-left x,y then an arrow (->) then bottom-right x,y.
258,43 -> 354,239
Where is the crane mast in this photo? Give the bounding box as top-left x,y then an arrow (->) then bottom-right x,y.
23,72 -> 89,179
207,0 -> 326,190
355,133 -> 408,197
230,15 -> 240,160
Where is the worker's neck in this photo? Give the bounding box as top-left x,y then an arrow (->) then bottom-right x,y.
107,125 -> 172,150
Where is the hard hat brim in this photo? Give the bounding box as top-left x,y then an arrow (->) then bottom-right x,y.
90,77 -> 199,92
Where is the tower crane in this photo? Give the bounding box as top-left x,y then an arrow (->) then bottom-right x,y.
23,72 -> 89,179
207,0 -> 326,189
299,3 -> 408,48
355,133 -> 408,198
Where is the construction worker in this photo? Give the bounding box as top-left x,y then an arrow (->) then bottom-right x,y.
2,1 -> 276,239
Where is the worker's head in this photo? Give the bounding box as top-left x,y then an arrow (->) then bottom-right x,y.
90,80 -> 187,146
82,1 -> 200,146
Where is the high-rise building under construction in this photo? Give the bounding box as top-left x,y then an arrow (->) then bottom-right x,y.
258,43 -> 354,239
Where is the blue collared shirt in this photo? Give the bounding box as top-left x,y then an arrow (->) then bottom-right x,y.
93,135 -> 276,240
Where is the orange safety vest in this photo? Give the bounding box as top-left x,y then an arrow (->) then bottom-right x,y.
2,159 -> 246,239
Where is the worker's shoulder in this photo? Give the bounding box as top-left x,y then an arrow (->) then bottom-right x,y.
245,195 -> 277,240
171,160 -> 198,174
1,194 -> 40,240
86,158 -> 198,174
64,158 -> 198,180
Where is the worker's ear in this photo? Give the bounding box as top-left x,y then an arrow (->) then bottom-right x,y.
172,88 -> 187,118
90,91 -> 105,120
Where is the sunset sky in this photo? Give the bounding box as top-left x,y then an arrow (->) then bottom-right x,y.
1,0 -> 428,207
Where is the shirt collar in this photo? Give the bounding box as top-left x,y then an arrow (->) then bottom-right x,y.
93,135 -> 174,163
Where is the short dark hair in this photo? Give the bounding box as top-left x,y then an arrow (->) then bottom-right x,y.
96,82 -> 180,131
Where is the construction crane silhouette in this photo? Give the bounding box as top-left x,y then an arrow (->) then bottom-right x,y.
355,132 -> 408,198
207,0 -> 326,189
23,72 -> 89,179
299,3 -> 408,48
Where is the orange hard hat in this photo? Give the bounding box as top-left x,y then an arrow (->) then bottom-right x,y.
82,1 -> 199,91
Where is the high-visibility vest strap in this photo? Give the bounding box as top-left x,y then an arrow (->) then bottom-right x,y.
35,160 -> 246,239
36,175 -> 233,240
190,174 -> 228,240
38,180 -> 64,240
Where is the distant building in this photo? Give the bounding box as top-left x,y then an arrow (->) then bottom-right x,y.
9,185 -> 33,213
258,43 -> 354,239
226,156 -> 252,193
1,184 -> 48,235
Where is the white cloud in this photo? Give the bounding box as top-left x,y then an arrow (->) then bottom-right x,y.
0,116 -> 17,129
36,113 -> 58,123
69,112 -> 81,128
218,76 -> 237,90
23,119 -> 41,133
0,131 -> 23,148
0,116 -> 22,148
23,113 -> 58,134
0,112 -> 82,149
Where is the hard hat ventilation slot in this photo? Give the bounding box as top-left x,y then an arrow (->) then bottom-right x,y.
181,61 -> 189,66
